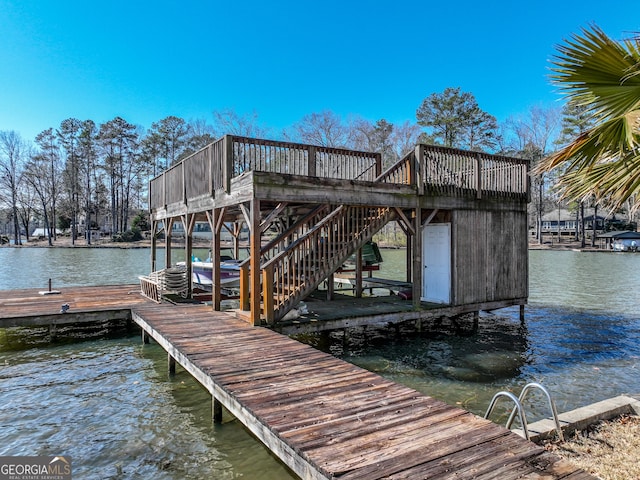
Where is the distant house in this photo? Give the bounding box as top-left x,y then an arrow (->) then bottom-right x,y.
537,208 -> 606,238
31,228 -> 62,237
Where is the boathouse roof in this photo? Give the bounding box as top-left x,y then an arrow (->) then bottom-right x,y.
598,230 -> 640,240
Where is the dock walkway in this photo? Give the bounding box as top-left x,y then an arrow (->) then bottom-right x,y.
132,302 -> 593,479
0,286 -> 594,479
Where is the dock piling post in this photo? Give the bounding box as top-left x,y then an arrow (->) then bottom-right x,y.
520,304 -> 525,325
142,330 -> 150,344
213,397 -> 223,423
168,354 -> 176,375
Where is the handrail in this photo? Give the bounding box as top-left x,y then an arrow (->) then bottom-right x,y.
484,391 -> 530,441
237,204 -> 330,270
261,205 -> 347,272
506,382 -> 565,442
262,205 -> 394,323
375,150 -> 415,185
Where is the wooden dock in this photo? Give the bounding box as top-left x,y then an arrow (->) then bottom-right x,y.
0,284 -> 147,328
0,286 -> 595,479
132,304 -> 593,479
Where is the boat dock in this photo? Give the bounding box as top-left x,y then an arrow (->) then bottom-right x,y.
0,286 -> 595,479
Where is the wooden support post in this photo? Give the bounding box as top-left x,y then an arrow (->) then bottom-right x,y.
168,354 -> 176,375
355,248 -> 363,298
165,218 -> 174,268
249,199 -> 261,326
415,144 -> 425,196
213,397 -> 223,424
412,207 -> 422,308
520,304 -> 525,325
406,231 -> 413,283
151,220 -> 157,272
240,264 -> 250,311
327,273 -> 334,301
49,323 -> 57,342
211,209 -> 222,311
473,311 -> 479,333
185,214 -> 195,297
142,330 -> 150,344
263,266 -> 274,324
307,145 -> 316,177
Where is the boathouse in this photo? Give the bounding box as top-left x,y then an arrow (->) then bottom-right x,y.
143,135 -> 530,332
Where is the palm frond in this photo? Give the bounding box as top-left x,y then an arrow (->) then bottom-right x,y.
550,26 -> 640,120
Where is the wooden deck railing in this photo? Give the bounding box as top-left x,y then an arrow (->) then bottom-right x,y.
148,138 -> 529,211
376,150 -> 415,185
419,145 -> 529,200
149,136 -> 383,211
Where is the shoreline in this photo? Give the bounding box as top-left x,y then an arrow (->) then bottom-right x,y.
2,241 -> 618,252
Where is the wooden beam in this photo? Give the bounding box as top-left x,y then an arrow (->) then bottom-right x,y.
423,209 -> 439,227
184,213 -> 196,296
165,218 -> 174,268
212,209 -> 223,310
355,248 -> 363,298
151,220 -> 158,272
239,203 -> 251,232
249,198 -> 261,326
394,207 -> 415,236
168,353 -> 176,375
412,206 -> 422,308
260,202 -> 288,231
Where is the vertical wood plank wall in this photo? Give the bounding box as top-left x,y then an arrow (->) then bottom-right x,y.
451,208 -> 528,306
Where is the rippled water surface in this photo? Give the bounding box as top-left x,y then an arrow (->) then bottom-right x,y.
1,247 -> 640,478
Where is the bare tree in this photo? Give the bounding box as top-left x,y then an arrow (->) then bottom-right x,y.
211,108 -> 271,139
183,117 -> 216,158
289,110 -> 352,148
390,121 -> 421,160
34,128 -> 61,242
502,105 -> 562,243
0,131 -> 26,245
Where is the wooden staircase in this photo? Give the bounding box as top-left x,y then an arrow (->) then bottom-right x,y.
260,204 -> 395,323
238,153 -> 417,325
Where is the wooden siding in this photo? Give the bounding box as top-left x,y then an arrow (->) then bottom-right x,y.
452,209 -> 528,306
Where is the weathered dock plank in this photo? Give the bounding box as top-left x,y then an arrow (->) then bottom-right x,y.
130,302 -> 596,480
0,285 -> 147,328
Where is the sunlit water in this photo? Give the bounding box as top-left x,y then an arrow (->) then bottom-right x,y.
1,246 -> 640,478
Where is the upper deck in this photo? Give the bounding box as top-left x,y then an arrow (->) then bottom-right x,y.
148,135 -> 530,220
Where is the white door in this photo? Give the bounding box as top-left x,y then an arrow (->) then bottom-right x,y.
422,223 -> 451,304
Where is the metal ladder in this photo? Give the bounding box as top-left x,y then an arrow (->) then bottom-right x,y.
484,382 -> 564,441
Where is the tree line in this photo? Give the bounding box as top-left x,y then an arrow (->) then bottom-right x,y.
0,81 -> 624,246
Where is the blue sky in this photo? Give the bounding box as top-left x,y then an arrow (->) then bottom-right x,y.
1,0 -> 638,142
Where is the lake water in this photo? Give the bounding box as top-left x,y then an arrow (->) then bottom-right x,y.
1,246 -> 639,479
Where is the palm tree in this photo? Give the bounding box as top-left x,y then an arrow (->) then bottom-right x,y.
537,26 -> 640,211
